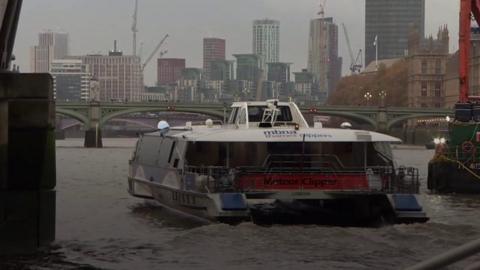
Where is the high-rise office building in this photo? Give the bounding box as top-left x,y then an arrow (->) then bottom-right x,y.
50,59 -> 91,101
157,58 -> 186,85
234,54 -> 261,82
210,59 -> 234,81
308,17 -> 342,100
203,38 -> 226,80
365,0 -> 425,66
30,31 -> 69,73
174,68 -> 202,103
267,62 -> 291,83
74,50 -> 143,102
253,19 -> 280,72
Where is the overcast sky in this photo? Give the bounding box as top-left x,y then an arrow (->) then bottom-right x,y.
14,0 -> 459,85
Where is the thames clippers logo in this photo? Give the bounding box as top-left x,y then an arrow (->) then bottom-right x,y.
264,178 -> 337,188
263,130 -> 333,139
263,130 -> 298,138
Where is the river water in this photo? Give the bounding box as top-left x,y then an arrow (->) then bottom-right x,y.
3,138 -> 480,269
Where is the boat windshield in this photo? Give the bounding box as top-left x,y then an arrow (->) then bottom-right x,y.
185,141 -> 393,171
248,106 -> 293,122
228,105 -> 293,124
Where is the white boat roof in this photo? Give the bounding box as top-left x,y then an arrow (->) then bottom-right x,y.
231,101 -> 291,107
164,126 -> 402,143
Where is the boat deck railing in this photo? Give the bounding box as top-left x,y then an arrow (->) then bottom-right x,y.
449,145 -> 480,165
183,163 -> 420,194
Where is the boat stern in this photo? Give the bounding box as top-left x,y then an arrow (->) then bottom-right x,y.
387,194 -> 429,224
207,193 -> 251,224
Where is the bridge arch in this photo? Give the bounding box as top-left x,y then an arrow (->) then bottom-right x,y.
107,118 -> 157,129
55,108 -> 89,126
304,110 -> 377,129
100,107 -> 225,127
387,113 -> 453,130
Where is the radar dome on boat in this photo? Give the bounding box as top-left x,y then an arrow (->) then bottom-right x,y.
340,122 -> 352,129
157,120 -> 170,135
206,119 -> 214,128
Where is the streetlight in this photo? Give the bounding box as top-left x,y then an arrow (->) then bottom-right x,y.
378,90 -> 387,107
364,91 -> 373,106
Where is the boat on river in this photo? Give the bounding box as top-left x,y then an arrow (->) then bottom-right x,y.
128,100 -> 428,225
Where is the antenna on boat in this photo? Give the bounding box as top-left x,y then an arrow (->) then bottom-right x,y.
260,100 -> 280,127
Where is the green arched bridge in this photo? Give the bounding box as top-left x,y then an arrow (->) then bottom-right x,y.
55,101 -> 453,147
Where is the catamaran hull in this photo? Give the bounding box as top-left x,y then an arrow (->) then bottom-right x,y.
249,194 -> 393,226
128,177 -> 428,226
128,177 -> 251,224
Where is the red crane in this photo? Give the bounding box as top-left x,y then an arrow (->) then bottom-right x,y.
459,0 -> 480,102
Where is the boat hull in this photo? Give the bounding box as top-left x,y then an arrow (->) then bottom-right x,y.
428,161 -> 480,193
249,194 -> 393,226
128,177 -> 251,224
129,177 -> 428,226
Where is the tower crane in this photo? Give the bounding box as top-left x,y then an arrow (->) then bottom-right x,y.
132,0 -> 139,56
341,23 -> 362,74
318,0 -> 327,18
142,34 -> 169,71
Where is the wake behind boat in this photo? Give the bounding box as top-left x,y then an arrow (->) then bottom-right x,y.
128,100 -> 428,226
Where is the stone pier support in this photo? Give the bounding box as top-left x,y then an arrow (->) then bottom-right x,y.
0,73 -> 56,254
376,108 -> 388,134
84,103 -> 103,148
84,127 -> 103,148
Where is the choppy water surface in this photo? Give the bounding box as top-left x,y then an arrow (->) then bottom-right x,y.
4,139 -> 480,269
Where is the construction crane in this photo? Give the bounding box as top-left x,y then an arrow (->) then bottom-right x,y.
459,0 -> 480,102
132,0 -> 139,56
341,23 -> 362,74
318,0 -> 327,18
142,34 -> 169,71
353,49 -> 363,73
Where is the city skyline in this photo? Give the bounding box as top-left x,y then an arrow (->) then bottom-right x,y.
14,0 -> 459,85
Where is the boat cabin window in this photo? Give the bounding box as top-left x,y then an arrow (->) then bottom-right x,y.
228,105 -> 293,125
185,141 -> 393,170
247,106 -> 293,122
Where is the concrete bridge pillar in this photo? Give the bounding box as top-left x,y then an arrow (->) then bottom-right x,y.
84,102 -> 103,148
376,108 -> 388,133
0,73 -> 56,254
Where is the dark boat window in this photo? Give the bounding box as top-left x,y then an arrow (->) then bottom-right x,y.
247,106 -> 293,122
185,141 -> 391,170
248,106 -> 265,122
173,158 -> 179,168
168,141 -> 176,163
158,138 -> 173,166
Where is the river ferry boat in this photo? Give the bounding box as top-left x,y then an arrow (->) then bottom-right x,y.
128,100 -> 428,225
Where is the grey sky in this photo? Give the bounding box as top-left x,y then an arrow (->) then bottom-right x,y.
14,0 -> 459,86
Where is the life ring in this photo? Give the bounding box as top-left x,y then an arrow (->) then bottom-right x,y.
462,141 -> 475,153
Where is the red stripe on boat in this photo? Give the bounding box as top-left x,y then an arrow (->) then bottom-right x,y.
236,174 -> 369,191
